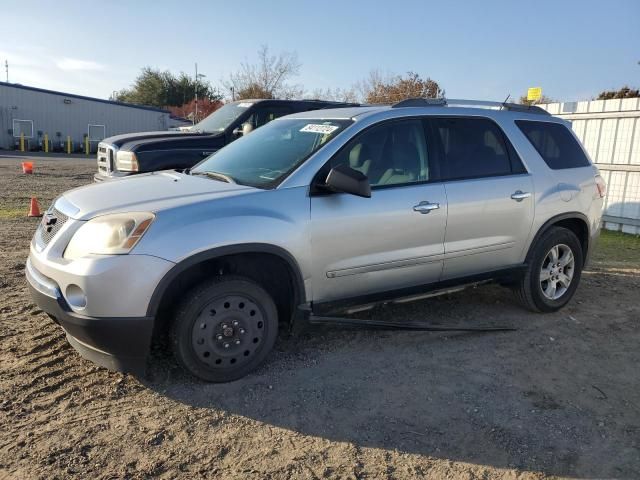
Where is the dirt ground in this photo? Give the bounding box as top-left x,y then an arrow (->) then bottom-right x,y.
1,156 -> 639,480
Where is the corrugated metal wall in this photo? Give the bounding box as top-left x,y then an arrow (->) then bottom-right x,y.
539,99 -> 640,235
0,83 -> 173,151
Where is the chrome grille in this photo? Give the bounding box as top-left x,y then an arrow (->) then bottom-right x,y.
97,143 -> 115,174
35,207 -> 69,248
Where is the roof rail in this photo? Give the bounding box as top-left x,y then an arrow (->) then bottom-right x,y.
391,97 -> 550,115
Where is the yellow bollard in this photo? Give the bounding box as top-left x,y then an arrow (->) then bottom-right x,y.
66,136 -> 71,154
85,137 -> 89,155
44,133 -> 49,153
20,132 -> 25,152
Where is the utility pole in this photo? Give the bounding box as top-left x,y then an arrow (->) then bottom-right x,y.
194,63 -> 207,124
4,60 -> 8,83
194,62 -> 198,125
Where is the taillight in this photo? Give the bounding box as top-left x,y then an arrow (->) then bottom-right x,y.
595,175 -> 606,198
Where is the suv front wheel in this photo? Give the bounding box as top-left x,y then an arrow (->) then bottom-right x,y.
515,226 -> 584,312
171,276 -> 279,382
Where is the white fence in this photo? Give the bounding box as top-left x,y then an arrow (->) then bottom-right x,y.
539,99 -> 640,235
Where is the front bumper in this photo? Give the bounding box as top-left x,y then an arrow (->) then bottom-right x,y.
27,278 -> 153,374
26,254 -> 170,374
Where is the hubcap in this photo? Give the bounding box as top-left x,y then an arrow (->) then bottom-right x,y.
540,244 -> 575,300
191,294 -> 265,368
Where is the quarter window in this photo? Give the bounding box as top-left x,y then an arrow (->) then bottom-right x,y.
330,119 -> 430,187
431,117 -> 515,180
516,120 -> 590,169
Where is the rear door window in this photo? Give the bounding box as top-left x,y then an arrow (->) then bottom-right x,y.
430,117 -> 518,180
515,120 -> 591,169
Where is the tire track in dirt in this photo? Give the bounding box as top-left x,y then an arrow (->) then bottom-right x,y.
18,335 -> 61,358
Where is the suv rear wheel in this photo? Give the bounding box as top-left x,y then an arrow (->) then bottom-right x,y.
171,275 -> 278,382
515,226 -> 583,312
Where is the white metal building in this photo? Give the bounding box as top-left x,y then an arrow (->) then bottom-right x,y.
539,98 -> 640,234
0,82 -> 189,152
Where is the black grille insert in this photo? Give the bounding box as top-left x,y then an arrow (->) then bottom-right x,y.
35,207 -> 69,247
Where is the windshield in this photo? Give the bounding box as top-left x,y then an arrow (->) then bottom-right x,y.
192,102 -> 254,133
192,118 -> 353,187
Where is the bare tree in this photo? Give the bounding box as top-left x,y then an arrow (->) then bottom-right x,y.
224,45 -> 303,100
358,70 -> 443,104
306,87 -> 359,103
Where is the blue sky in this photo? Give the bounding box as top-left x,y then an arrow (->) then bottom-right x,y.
1,0 -> 638,102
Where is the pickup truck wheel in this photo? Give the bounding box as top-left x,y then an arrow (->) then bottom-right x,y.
171,275 -> 278,382
515,226 -> 583,313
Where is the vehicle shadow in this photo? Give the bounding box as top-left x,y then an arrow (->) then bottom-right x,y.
144,277 -> 640,479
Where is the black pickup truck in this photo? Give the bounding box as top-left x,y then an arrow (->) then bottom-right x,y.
94,99 -> 357,182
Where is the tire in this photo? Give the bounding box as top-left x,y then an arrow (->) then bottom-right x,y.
170,275 -> 279,382
515,226 -> 583,313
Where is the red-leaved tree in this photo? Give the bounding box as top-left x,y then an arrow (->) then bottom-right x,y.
169,98 -> 224,123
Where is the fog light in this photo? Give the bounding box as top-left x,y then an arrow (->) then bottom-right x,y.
65,284 -> 87,309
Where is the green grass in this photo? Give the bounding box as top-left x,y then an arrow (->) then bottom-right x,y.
0,207 -> 28,220
592,229 -> 640,268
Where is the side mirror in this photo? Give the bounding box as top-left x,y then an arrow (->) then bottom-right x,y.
324,164 -> 371,198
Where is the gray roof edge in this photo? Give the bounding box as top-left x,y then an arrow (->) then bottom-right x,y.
0,81 -> 170,113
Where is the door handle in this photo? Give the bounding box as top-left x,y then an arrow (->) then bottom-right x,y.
510,190 -> 531,202
413,201 -> 440,214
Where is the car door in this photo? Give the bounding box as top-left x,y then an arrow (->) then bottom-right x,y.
309,118 -> 447,304
429,116 -> 535,280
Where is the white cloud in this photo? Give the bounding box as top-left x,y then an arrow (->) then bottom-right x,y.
56,58 -> 105,72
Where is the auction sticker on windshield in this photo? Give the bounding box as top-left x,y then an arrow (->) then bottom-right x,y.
300,124 -> 339,134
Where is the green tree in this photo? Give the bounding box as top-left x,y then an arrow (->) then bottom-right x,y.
597,86 -> 640,100
115,67 -> 222,107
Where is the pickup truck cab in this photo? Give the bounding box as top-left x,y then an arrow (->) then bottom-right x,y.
94,99 -> 357,182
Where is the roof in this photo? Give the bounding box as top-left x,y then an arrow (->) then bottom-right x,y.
227,98 -> 359,107
286,106 -> 384,119
0,81 -> 170,113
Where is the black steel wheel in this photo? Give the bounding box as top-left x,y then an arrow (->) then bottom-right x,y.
171,276 -> 278,382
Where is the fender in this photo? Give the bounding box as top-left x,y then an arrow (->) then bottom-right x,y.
524,212 -> 590,264
146,243 -> 306,317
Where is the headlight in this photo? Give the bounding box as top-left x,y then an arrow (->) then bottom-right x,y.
116,151 -> 139,172
64,212 -> 155,259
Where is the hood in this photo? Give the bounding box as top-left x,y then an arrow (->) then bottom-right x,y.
56,171 -> 255,220
103,130 -> 210,148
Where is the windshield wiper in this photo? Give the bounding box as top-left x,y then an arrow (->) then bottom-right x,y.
191,171 -> 236,184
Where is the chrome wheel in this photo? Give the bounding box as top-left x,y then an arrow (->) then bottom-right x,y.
191,294 -> 266,369
539,244 -> 575,300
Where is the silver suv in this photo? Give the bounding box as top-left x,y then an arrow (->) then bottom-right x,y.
26,99 -> 606,382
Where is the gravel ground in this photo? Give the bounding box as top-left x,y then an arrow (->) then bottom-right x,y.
0,156 -> 639,479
